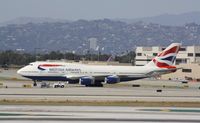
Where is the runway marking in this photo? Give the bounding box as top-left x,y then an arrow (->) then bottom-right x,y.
0,117 -> 200,122
140,108 -> 200,113
1,93 -> 200,98
1,106 -> 200,122
0,112 -> 72,116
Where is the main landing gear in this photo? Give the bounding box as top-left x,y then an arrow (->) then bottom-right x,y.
85,82 -> 103,87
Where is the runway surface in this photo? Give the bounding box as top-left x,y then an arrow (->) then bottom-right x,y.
0,105 -> 200,123
1,70 -> 200,122
0,87 -> 200,102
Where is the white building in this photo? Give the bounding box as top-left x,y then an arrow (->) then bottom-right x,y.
89,38 -> 97,50
135,45 -> 200,66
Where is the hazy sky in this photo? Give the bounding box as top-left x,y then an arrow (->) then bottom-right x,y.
0,0 -> 200,22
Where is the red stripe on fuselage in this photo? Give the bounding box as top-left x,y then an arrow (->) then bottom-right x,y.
39,64 -> 62,67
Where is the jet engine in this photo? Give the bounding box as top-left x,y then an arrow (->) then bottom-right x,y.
79,76 -> 95,86
105,75 -> 120,84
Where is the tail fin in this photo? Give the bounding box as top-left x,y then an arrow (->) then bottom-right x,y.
145,43 -> 181,69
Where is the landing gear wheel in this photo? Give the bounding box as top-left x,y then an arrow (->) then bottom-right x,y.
95,83 -> 103,87
94,82 -> 103,87
33,81 -> 37,86
85,83 -> 103,87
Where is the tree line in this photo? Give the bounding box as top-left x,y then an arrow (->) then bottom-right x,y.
0,50 -> 135,66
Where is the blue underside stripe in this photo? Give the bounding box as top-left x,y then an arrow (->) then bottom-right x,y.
23,76 -> 69,81
23,76 -> 145,82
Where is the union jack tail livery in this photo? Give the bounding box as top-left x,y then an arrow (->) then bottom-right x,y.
146,43 -> 181,69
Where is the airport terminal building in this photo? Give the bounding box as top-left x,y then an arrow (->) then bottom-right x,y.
135,45 -> 200,80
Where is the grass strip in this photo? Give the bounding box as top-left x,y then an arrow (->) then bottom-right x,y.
0,99 -> 200,107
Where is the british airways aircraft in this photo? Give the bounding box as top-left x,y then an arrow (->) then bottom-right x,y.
17,43 -> 181,87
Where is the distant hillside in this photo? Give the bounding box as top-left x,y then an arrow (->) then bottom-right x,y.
2,11 -> 200,27
0,17 -> 68,27
119,11 -> 200,26
0,19 -> 200,54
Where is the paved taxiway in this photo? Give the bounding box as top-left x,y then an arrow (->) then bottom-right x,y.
1,75 -> 200,104
0,87 -> 200,102
1,105 -> 200,123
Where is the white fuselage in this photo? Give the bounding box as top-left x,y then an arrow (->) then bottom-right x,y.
17,43 -> 180,85
17,61 -> 159,82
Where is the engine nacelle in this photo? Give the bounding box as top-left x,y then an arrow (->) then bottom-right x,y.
105,75 -> 120,84
79,76 -> 95,85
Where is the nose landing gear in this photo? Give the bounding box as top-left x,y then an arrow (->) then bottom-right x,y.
33,81 -> 37,86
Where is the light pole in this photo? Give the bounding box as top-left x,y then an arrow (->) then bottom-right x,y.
34,48 -> 41,61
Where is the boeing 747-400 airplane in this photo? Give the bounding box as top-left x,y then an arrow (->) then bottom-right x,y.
17,43 -> 181,87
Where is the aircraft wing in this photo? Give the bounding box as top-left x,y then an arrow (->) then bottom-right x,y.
64,75 -> 83,80
64,74 -> 148,82
64,74 -> 107,80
